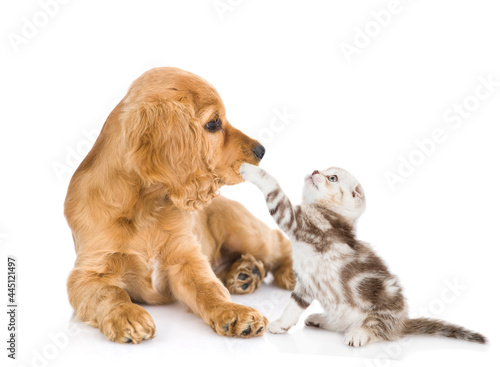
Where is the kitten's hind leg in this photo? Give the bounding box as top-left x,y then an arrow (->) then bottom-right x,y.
345,312 -> 404,347
305,313 -> 331,329
344,327 -> 372,347
344,313 -> 401,347
305,313 -> 374,345
305,313 -> 347,333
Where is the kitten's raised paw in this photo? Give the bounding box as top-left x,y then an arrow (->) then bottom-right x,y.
267,321 -> 289,334
239,163 -> 263,182
344,328 -> 370,347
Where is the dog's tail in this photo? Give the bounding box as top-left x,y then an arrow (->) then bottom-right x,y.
403,318 -> 486,344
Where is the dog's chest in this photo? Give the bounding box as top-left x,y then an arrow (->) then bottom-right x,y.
149,259 -> 162,292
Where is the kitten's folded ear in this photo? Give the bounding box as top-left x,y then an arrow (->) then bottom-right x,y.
352,184 -> 365,203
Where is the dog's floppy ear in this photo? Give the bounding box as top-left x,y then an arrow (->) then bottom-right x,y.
122,98 -> 219,211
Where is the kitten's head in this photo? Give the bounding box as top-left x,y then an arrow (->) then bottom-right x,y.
302,167 -> 366,222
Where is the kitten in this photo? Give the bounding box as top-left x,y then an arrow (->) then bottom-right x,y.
240,163 -> 486,347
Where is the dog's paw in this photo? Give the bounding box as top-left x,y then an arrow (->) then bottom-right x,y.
344,328 -> 370,347
225,254 -> 265,295
239,163 -> 263,183
267,320 -> 289,334
272,262 -> 296,291
100,303 -> 156,344
209,303 -> 268,338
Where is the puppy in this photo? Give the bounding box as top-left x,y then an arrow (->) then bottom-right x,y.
65,67 -> 295,343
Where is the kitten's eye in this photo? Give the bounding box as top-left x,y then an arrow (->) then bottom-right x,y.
327,175 -> 338,182
205,117 -> 222,132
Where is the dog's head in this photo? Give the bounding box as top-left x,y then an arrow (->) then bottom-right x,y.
121,67 -> 264,211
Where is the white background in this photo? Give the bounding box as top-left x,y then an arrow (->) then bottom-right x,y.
1,1 -> 499,366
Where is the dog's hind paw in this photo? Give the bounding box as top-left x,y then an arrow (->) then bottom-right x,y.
225,254 -> 265,295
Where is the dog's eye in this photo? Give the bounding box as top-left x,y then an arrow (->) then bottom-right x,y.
327,175 -> 338,182
205,118 -> 222,132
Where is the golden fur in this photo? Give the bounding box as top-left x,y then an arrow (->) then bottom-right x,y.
65,67 -> 295,343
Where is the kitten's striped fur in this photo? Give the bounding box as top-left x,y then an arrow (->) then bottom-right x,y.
240,163 -> 486,347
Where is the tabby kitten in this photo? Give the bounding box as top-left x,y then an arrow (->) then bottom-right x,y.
240,163 -> 486,347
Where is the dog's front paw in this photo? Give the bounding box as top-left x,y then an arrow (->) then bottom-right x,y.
100,303 -> 156,344
209,303 -> 268,338
240,163 -> 263,183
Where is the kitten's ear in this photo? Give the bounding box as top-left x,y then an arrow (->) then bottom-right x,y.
352,184 -> 365,204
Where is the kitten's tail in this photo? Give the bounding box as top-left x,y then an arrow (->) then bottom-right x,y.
403,318 -> 487,344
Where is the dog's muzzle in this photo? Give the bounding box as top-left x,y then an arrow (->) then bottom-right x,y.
252,144 -> 266,161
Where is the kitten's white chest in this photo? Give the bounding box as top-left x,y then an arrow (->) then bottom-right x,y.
292,241 -> 321,275
293,241 -> 347,304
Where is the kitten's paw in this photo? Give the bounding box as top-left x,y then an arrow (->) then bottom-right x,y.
267,320 -> 289,334
305,313 -> 325,328
240,163 -> 263,183
344,328 -> 371,347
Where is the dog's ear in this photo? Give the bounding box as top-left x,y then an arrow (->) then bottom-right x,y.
122,98 -> 220,211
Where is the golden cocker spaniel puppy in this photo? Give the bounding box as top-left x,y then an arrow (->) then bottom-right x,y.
65,67 -> 295,343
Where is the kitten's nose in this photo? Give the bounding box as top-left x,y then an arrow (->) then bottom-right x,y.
252,144 -> 266,161
312,170 -> 319,175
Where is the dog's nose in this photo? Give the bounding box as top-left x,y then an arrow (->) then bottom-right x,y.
252,144 -> 266,160
312,170 -> 319,175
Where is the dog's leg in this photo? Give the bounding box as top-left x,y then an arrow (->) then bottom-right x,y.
203,197 -> 295,292
163,235 -> 268,337
67,269 -> 156,344
266,229 -> 295,290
